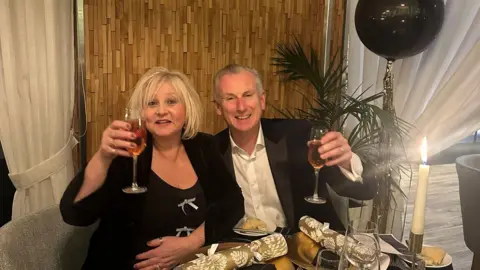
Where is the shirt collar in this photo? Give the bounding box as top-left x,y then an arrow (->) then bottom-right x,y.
229,124 -> 265,154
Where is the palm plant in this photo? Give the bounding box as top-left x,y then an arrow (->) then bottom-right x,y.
271,37 -> 414,235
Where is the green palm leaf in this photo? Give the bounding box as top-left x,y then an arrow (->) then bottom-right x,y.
270,37 -> 414,200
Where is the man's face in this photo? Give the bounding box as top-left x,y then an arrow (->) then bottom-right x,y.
215,71 -> 266,133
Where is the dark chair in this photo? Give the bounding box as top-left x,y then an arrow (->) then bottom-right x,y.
456,154 -> 480,270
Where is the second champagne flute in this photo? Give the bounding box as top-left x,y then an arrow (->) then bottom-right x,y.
122,108 -> 148,194
305,124 -> 328,204
342,219 -> 381,270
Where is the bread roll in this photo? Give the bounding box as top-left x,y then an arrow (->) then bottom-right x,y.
240,217 -> 268,231
420,246 -> 446,266
289,232 -> 321,264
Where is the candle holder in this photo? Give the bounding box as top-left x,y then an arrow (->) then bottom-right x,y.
408,232 -> 424,254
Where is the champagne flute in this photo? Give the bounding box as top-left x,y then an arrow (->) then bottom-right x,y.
122,108 -> 148,194
305,124 -> 328,204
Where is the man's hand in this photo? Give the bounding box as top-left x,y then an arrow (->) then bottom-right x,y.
317,131 -> 353,171
134,236 -> 202,270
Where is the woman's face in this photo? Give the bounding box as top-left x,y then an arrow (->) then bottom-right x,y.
143,82 -> 186,140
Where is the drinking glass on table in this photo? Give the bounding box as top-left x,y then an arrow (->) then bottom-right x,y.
396,252 -> 426,270
305,124 -> 328,204
342,219 -> 381,270
409,253 -> 426,270
122,108 -> 148,194
316,249 -> 340,270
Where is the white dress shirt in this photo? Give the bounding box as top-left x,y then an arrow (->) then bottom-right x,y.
230,124 -> 363,231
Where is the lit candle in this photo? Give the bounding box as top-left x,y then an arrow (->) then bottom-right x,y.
409,137 -> 430,253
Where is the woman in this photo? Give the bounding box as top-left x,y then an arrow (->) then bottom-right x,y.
60,67 -> 244,270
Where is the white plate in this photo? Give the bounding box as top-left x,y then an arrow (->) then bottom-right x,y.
379,253 -> 391,270
232,228 -> 269,237
399,252 -> 452,269
233,216 -> 269,237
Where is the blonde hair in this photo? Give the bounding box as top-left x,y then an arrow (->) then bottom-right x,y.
128,67 -> 202,139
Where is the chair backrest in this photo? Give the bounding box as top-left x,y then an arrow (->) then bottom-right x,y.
455,154 -> 480,253
0,205 -> 97,270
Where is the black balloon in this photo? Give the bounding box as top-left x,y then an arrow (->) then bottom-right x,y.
355,0 -> 445,61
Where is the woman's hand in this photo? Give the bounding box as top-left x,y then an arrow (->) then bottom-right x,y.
99,120 -> 136,161
134,236 -> 203,270
72,120 -> 136,203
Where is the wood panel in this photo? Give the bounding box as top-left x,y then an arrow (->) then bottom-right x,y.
84,0 -> 345,159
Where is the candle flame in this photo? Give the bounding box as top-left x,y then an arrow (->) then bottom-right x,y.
421,137 -> 428,164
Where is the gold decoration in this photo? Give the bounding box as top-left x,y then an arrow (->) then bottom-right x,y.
298,216 -> 376,263
176,233 -> 288,270
373,59 -> 397,235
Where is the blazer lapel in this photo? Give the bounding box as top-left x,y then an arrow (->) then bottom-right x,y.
223,145 -> 234,176
216,129 -> 235,177
262,121 -> 296,229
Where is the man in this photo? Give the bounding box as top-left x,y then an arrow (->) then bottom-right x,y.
213,64 -> 377,232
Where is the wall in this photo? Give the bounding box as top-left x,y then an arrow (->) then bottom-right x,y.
83,0 -> 345,159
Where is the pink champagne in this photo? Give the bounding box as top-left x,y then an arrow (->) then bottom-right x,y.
308,141 -> 325,169
127,120 -> 147,156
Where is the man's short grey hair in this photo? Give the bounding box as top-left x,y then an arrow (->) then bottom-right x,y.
213,64 -> 264,102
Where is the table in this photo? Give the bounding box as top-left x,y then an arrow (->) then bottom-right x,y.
180,233 -> 454,270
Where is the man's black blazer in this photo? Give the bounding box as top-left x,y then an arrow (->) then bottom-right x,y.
215,118 -> 378,231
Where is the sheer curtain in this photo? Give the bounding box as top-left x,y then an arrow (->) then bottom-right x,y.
345,0 -> 480,158
0,0 -> 76,219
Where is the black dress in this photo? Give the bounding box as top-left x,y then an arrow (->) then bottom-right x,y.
131,171 -> 207,256
60,132 -> 244,270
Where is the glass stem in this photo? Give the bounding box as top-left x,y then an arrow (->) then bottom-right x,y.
132,155 -> 138,188
313,168 -> 320,199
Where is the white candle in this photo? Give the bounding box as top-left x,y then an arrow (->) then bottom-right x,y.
411,137 -> 430,234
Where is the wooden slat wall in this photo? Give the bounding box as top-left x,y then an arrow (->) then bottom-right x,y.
83,0 -> 345,160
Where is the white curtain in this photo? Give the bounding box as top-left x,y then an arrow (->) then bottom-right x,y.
0,0 -> 76,219
345,0 -> 480,159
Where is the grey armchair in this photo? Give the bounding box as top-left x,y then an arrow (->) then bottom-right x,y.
456,154 -> 480,269
0,205 -> 96,270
